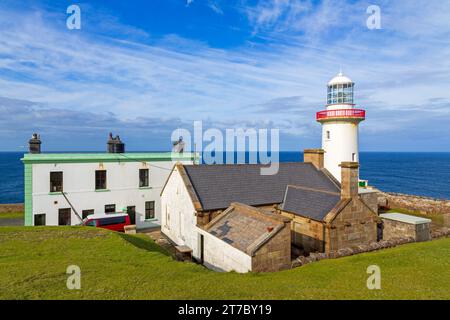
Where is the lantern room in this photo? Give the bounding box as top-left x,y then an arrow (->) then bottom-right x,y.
327,72 -> 354,105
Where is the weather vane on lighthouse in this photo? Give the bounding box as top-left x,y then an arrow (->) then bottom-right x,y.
316,71 -> 366,182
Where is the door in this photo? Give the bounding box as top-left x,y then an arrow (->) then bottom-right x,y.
127,206 -> 136,225
199,234 -> 204,264
58,208 -> 71,226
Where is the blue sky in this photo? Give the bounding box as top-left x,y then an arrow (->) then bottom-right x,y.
0,0 -> 449,151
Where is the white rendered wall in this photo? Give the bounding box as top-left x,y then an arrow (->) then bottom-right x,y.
32,160 -> 192,229
161,168 -> 252,272
322,121 -> 359,182
199,229 -> 252,273
161,167 -> 200,258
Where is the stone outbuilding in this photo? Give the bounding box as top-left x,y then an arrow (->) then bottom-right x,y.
201,203 -> 291,273
280,162 -> 378,254
380,213 -> 431,242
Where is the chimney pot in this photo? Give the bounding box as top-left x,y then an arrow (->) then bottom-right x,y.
29,133 -> 41,154
107,133 -> 125,153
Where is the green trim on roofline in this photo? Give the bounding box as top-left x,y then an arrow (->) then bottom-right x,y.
21,152 -> 198,164
24,163 -> 33,226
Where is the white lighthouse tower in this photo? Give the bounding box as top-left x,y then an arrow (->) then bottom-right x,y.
316,72 -> 365,182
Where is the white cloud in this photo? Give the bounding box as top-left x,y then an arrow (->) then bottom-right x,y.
0,1 -> 449,151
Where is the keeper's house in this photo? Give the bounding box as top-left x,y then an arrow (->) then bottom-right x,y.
21,133 -> 196,229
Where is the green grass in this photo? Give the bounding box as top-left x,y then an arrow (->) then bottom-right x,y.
0,227 -> 449,300
0,212 -> 24,219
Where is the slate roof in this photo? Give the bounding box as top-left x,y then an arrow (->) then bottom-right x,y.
205,203 -> 290,255
281,185 -> 341,221
183,162 -> 340,211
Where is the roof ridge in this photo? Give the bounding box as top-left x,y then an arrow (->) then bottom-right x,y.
230,203 -> 289,224
183,162 -> 311,168
286,184 -> 340,196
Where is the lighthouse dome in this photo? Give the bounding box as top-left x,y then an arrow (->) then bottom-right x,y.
327,71 -> 354,105
328,71 -> 353,86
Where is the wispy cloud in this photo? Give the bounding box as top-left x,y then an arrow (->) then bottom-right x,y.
0,1 -> 449,151
207,0 -> 224,14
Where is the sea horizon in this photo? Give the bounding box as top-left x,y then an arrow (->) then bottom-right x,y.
2,151 -> 450,153
1,151 -> 449,204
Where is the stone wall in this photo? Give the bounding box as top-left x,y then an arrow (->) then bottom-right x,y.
444,214 -> 450,227
281,196 -> 378,254
378,192 -> 450,215
327,198 -> 378,252
280,212 -> 324,254
0,203 -> 24,214
252,223 -> 291,273
382,219 -> 431,242
359,191 -> 378,214
292,227 -> 449,268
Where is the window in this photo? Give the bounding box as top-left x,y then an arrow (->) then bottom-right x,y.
105,204 -> 116,214
326,131 -> 331,140
95,170 -> 107,190
139,169 -> 149,187
82,209 -> 94,219
58,208 -> 71,226
97,216 -> 126,226
34,214 -> 46,226
50,172 -> 63,192
352,153 -> 356,162
327,84 -> 353,105
145,201 -> 155,220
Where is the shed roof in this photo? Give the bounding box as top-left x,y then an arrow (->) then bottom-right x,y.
380,213 -> 431,225
183,162 -> 339,211
205,203 -> 290,256
281,185 -> 341,221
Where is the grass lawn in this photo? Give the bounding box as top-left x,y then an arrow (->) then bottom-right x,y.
0,227 -> 449,300
0,212 -> 24,219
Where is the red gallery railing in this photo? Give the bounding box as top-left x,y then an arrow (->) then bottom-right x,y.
316,109 -> 365,121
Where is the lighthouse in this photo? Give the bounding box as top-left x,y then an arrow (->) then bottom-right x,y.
316,72 -> 365,182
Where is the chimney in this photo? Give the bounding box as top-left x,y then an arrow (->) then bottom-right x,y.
340,162 -> 359,199
303,149 -> 324,169
107,133 -> 115,153
29,133 -> 41,154
115,135 -> 125,153
107,133 -> 125,153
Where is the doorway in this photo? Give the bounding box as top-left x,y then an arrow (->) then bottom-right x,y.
127,206 -> 136,225
58,208 -> 71,226
199,234 -> 204,263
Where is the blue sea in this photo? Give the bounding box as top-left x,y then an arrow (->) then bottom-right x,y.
0,152 -> 449,203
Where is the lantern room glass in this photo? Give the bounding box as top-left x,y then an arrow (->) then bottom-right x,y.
327,83 -> 354,105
